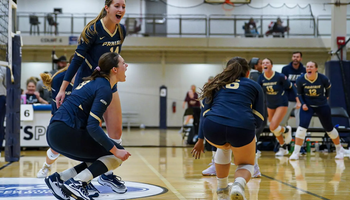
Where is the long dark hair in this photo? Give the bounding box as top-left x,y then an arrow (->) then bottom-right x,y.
200,57 -> 250,103
84,52 -> 120,81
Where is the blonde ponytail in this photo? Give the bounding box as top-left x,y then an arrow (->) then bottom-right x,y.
79,8 -> 106,44
79,0 -> 115,44
40,73 -> 53,91
39,66 -> 69,91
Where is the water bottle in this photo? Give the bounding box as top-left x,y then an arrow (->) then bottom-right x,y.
21,94 -> 26,104
315,141 -> 320,152
306,138 -> 311,153
289,139 -> 295,154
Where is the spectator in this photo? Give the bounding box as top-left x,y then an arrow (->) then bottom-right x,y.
266,17 -> 289,38
183,85 -> 201,137
244,18 -> 259,37
25,77 -> 49,104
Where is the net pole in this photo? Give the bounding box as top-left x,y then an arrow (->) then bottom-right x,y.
8,0 -> 13,82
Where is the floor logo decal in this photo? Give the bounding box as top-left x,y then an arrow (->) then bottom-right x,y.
0,178 -> 167,199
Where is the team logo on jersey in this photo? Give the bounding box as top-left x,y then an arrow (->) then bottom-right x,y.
288,74 -> 301,81
0,178 -> 167,199
102,40 -> 121,46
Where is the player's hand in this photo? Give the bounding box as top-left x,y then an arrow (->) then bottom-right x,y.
55,90 -> 66,108
296,102 -> 301,109
302,104 -> 308,111
191,138 -> 205,159
115,149 -> 131,161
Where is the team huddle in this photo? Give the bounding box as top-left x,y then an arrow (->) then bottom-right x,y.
37,0 -> 349,200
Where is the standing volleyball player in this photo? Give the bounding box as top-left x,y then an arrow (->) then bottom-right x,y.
290,61 -> 346,160
45,52 -> 131,200
192,57 -> 264,200
55,0 -> 128,191
258,58 -> 296,156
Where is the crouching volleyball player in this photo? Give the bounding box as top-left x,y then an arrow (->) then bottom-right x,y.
290,61 -> 348,160
44,52 -> 131,200
192,57 -> 264,200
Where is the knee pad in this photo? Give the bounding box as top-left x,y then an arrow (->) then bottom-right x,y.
47,149 -> 60,160
97,155 -> 122,171
236,164 -> 254,177
271,126 -> 282,137
214,149 -> 232,165
295,127 -> 307,140
327,128 -> 339,139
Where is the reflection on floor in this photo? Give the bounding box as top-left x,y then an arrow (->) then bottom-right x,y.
0,129 -> 349,199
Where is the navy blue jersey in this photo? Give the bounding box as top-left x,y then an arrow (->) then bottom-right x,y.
64,19 -> 126,89
50,71 -> 73,115
296,73 -> 331,107
258,71 -> 296,109
197,77 -> 264,139
51,77 -> 114,151
281,62 -> 306,101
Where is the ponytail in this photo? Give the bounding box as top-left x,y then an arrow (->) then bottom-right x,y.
79,8 -> 107,44
79,0 -> 116,44
200,57 -> 249,104
40,66 -> 68,91
40,73 -> 53,91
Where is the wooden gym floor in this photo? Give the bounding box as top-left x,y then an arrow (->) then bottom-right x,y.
0,129 -> 350,199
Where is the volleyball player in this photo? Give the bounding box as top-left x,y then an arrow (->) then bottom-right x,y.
192,57 -> 264,200
258,58 -> 296,156
55,0 -> 128,191
37,55 -> 73,178
290,61 -> 346,160
45,52 -> 131,200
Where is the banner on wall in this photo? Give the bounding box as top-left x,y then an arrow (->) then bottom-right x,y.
69,36 -> 78,45
22,36 -> 70,46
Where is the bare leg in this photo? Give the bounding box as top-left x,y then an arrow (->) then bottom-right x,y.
104,91 -> 123,140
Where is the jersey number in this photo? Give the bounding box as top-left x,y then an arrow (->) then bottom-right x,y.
226,80 -> 240,89
266,86 -> 274,92
76,80 -> 90,90
309,89 -> 317,96
110,46 -> 120,53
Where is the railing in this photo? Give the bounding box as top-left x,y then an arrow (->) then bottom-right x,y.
17,12 -> 350,38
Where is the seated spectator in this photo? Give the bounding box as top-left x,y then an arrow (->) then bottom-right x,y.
25,77 -> 49,104
265,17 -> 289,38
243,18 -> 259,37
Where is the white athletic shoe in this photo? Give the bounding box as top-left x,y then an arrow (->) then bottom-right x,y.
216,186 -> 230,200
252,163 -> 261,178
289,152 -> 299,160
335,151 -> 344,160
275,148 -> 288,156
37,163 -> 50,178
342,148 -> 350,155
202,160 -> 216,176
230,182 -> 246,200
284,126 -> 292,144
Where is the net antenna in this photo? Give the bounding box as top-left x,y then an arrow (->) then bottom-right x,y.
0,0 -> 17,83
